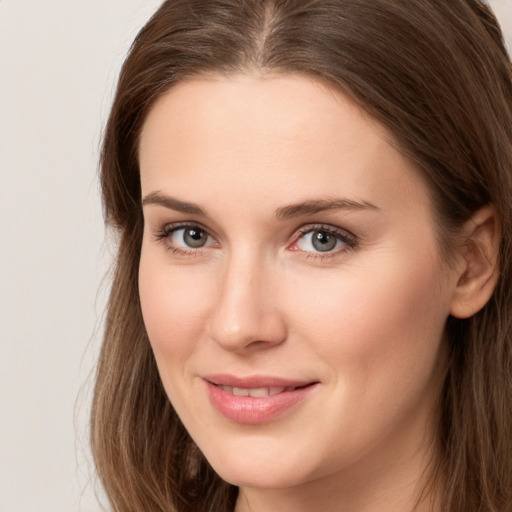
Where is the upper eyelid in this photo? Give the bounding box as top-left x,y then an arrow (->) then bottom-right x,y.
157,221 -> 218,239
154,223 -> 217,253
292,223 -> 356,239
290,223 -> 358,254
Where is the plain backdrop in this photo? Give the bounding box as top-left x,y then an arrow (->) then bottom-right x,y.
0,1 -> 511,511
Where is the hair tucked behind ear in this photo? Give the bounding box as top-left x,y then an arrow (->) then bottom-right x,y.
91,1 -> 512,511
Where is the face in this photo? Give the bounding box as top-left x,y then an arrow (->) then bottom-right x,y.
138,75 -> 458,494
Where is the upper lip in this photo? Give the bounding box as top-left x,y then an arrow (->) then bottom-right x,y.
203,374 -> 318,389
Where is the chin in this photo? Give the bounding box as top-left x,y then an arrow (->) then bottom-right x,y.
197,435 -> 320,490
214,460 -> 310,490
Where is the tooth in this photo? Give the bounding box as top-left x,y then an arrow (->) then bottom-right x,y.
248,387 -> 269,397
222,385 -> 233,394
269,386 -> 286,395
232,387 -> 249,396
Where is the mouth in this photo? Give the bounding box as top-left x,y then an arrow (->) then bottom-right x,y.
203,374 -> 319,424
214,384 -> 309,397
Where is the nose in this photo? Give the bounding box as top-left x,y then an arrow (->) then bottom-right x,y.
207,250 -> 288,353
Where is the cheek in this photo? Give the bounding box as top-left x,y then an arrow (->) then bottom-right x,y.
276,251 -> 451,468
138,250 -> 212,366
285,249 -> 450,390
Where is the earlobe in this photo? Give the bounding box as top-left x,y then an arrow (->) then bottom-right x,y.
450,205 -> 501,319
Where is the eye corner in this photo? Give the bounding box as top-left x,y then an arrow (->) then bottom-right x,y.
288,223 -> 358,260
150,221 -> 220,257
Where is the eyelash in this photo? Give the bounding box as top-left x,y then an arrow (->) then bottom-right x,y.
291,224 -> 358,259
153,222 -> 215,257
153,222 -> 358,260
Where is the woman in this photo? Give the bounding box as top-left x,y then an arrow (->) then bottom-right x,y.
91,1 -> 512,511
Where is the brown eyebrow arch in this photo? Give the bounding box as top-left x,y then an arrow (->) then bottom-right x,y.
142,192 -> 379,220
275,198 -> 380,220
141,191 -> 206,216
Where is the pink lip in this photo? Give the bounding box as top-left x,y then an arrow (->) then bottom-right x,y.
203,374 -> 319,424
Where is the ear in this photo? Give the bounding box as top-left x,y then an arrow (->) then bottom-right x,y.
450,205 -> 500,319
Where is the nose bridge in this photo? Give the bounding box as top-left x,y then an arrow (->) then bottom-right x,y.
208,246 -> 286,351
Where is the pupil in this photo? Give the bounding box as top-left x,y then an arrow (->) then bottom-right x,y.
184,228 -> 207,248
312,231 -> 336,252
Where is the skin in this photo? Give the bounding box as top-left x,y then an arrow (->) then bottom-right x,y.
138,74 -> 465,512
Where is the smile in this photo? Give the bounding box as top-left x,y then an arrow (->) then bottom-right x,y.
219,385 -> 299,397
203,375 -> 319,424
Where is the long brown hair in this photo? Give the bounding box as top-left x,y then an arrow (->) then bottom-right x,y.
91,1 -> 512,510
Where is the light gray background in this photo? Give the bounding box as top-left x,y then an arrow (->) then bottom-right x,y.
0,1 -> 511,511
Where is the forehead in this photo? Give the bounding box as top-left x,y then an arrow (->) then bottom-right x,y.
140,73 -> 381,168
138,73 -> 431,218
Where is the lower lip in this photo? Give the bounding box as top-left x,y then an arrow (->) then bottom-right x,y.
205,382 -> 318,424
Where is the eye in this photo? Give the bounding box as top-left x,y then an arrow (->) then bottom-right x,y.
173,226 -> 210,248
291,225 -> 357,255
154,223 -> 217,252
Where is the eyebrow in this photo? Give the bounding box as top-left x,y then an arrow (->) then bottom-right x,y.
141,191 -> 379,219
142,191 -> 206,216
274,198 -> 380,220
